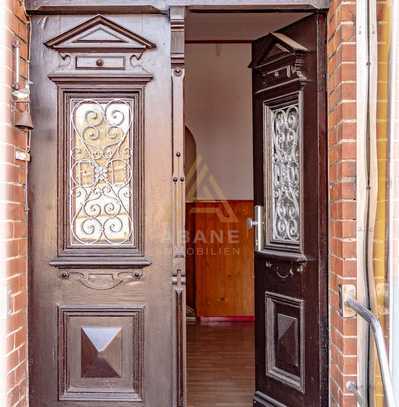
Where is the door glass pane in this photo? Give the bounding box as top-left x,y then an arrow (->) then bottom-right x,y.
270,103 -> 300,244
69,98 -> 134,246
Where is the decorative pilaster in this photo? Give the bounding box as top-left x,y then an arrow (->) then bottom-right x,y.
170,6 -> 186,407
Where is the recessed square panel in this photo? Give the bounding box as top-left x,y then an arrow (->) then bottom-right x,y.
265,292 -> 305,393
58,305 -> 144,401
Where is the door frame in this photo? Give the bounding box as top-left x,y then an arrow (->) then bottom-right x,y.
26,2 -> 330,407
174,6 -> 328,407
27,1 -> 330,14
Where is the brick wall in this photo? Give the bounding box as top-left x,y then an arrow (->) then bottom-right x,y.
0,1 -> 375,407
0,1 -> 30,406
327,1 -> 358,406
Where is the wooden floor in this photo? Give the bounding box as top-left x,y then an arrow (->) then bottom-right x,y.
187,322 -> 255,407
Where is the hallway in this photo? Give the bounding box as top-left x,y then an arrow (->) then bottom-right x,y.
187,322 -> 255,407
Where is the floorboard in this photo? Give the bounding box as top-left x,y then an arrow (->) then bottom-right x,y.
187,322 -> 255,407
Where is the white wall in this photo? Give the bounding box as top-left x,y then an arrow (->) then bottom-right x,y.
185,43 -> 253,200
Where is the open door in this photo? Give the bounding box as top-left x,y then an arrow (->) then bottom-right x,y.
250,15 -> 328,407
29,7 -> 186,407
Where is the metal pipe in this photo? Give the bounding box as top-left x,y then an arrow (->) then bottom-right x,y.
388,0 -> 399,400
346,297 -> 396,407
356,0 -> 372,403
13,40 -> 20,90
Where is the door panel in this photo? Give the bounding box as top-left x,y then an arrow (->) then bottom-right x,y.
29,11 -> 180,406
251,14 -> 328,407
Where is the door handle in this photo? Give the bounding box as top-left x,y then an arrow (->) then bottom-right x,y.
246,218 -> 258,229
247,205 -> 264,251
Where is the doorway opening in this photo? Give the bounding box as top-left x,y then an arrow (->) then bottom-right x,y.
184,10 -> 309,406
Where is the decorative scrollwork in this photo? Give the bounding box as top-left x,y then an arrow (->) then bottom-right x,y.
276,266 -> 294,280
59,270 -> 143,290
271,103 -> 300,243
69,98 -> 134,246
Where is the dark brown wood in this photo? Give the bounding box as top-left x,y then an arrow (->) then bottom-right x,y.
251,14 -> 328,407
58,305 -> 144,401
26,1 -> 330,15
186,39 -> 252,43
170,7 -> 187,407
48,83 -> 148,269
45,14 -> 156,54
188,7 -> 324,12
27,2 -> 165,15
29,12 -> 176,407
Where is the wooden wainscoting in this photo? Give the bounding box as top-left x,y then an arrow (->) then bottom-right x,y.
186,200 -> 254,318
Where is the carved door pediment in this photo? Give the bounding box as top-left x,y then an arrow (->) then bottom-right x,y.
45,14 -> 156,56
250,32 -> 309,91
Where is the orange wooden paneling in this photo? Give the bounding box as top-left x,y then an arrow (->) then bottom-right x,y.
186,202 -> 196,310
186,200 -> 254,317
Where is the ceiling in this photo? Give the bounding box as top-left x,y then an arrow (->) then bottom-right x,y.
186,11 -> 310,42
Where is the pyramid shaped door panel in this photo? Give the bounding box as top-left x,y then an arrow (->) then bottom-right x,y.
58,305 -> 144,402
81,326 -> 123,378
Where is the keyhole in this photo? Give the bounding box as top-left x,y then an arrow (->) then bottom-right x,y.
96,58 -> 104,67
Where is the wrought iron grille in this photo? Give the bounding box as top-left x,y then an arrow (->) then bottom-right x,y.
69,98 -> 134,246
270,103 -> 300,243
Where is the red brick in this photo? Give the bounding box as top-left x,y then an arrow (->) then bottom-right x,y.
2,3 -> 29,404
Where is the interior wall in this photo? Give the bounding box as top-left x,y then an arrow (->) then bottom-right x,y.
184,43 -> 254,318
185,43 -> 253,200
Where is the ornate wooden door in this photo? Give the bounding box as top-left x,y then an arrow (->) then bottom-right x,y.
250,14 -> 328,407
29,8 -> 186,407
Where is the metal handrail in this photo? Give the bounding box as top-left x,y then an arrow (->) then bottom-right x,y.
345,297 -> 396,407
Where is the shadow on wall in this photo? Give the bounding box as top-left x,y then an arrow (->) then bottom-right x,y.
185,126 -> 197,202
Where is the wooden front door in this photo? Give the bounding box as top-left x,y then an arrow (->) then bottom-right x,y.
251,14 -> 328,407
29,8 -> 186,407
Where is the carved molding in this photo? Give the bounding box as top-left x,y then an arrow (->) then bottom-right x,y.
170,7 -> 185,70
59,269 -> 144,290
265,292 -> 305,393
253,391 -> 288,407
264,257 -> 309,280
47,82 -> 150,269
45,15 -> 156,79
45,14 -> 156,56
48,72 -> 153,83
175,284 -> 184,407
26,1 -> 330,15
263,91 -> 304,256
170,7 -> 186,407
58,305 -> 144,401
171,6 -> 186,266
251,32 -> 309,93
